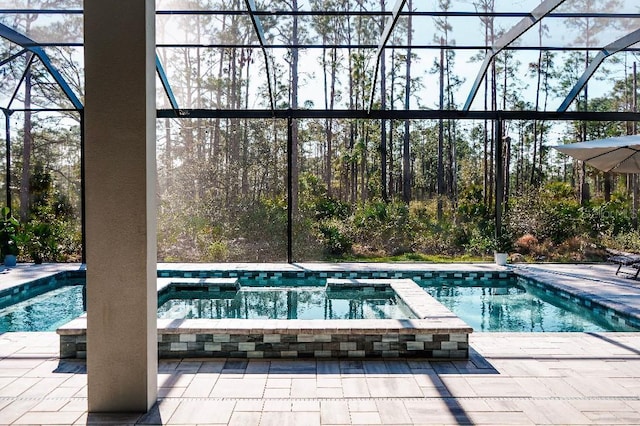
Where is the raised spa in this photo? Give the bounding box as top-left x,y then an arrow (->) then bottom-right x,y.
58,278 -> 472,360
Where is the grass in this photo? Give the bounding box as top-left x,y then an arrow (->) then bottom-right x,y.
328,252 -> 490,263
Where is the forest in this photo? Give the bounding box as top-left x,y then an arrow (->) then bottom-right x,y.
1,0 -> 640,263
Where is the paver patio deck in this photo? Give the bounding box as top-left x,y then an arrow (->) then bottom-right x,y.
1,262 -> 639,425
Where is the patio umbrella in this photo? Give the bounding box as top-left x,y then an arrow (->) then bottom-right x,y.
552,135 -> 640,173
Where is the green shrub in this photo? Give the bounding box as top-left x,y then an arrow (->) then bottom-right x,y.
299,172 -> 351,221
458,184 -> 490,225
464,230 -> 494,256
0,207 -> 19,257
313,197 -> 351,221
602,229 -> 640,252
318,220 -> 352,256
351,200 -> 413,255
206,241 -> 229,261
582,197 -> 632,237
508,183 -> 584,244
22,216 -> 80,263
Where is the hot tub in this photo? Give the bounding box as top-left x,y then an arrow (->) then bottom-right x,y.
57,277 -> 472,359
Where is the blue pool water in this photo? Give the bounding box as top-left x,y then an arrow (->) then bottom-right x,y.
0,285 -> 85,332
157,286 -> 415,320
2,275 -> 638,332
419,278 -> 637,332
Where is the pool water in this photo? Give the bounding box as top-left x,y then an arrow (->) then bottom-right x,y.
0,285 -> 85,333
4,275 -> 639,332
157,286 -> 415,320
419,278 -> 638,332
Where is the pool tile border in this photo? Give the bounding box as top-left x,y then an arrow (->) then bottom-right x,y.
0,270 -> 84,310
157,268 -> 511,283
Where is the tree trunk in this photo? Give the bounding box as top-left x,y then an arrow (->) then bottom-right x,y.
361,124 -> 368,201
242,49 -> 251,196
445,42 -> 458,208
165,118 -> 172,190
437,42 -> 444,220
489,16 -> 496,211
322,36 -> 330,194
580,25 -> 591,205
327,48 -> 337,197
402,0 -> 412,204
380,90 -> 388,201
290,0 -> 299,215
20,58 -> 33,222
482,15 -> 490,207
502,53 -> 510,209
379,0 -> 388,202
389,48 -> 396,197
346,9 -> 356,203
531,45 -> 542,186
230,47 -> 239,202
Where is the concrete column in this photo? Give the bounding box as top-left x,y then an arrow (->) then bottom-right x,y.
84,0 -> 157,412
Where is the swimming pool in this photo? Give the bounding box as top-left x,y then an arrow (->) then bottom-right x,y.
4,278 -> 416,330
419,278 -> 638,332
7,273 -> 639,333
48,269 -> 640,359
0,285 -> 84,333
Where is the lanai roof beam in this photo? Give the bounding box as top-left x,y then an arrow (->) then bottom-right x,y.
244,0 -> 276,111
0,23 -> 180,112
368,0 -> 407,113
0,48 -> 27,67
0,22 -> 83,110
558,28 -> 640,112
156,55 -> 179,110
462,0 -> 566,111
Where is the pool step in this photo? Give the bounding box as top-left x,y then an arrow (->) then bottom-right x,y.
157,277 -> 240,294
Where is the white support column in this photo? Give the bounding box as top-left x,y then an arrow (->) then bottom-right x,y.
84,0 -> 157,412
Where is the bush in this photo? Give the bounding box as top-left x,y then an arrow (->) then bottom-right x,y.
318,220 -> 352,256
515,234 -> 538,255
582,197 -> 633,237
0,207 -> 19,257
458,184 -> 490,226
463,229 -> 493,256
206,241 -> 229,261
23,216 -> 80,263
508,184 -> 585,244
299,173 -> 351,221
602,229 -> 640,253
351,200 -> 414,255
236,197 -> 288,261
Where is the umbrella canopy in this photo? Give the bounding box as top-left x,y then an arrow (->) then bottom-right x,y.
553,135 -> 640,173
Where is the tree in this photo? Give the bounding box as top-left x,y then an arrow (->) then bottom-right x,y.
564,0 -> 623,204
433,0 -> 462,213
471,0 -> 495,209
0,0 -> 83,259
401,0 -> 413,204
